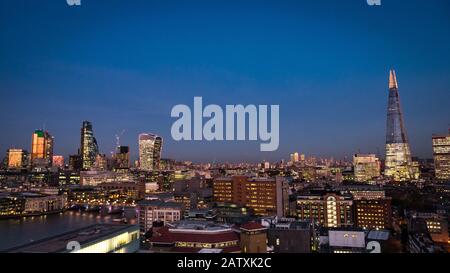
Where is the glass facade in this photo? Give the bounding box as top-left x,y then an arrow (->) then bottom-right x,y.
384,70 -> 418,181
80,121 -> 99,170
138,133 -> 163,171
31,130 -> 53,167
433,133 -> 450,180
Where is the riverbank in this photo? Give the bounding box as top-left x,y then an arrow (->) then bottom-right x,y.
0,209 -> 137,251
0,210 -> 65,220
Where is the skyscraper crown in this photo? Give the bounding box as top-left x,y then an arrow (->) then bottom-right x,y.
389,69 -> 398,89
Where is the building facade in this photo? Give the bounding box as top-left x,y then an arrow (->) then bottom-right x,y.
31,130 -> 54,167
296,192 -> 353,228
114,146 -> 130,169
353,154 -> 381,182
213,176 -> 289,217
138,133 -> 163,172
138,200 -> 183,235
354,198 -> 392,230
7,149 -> 28,169
432,131 -> 450,180
239,222 -> 267,253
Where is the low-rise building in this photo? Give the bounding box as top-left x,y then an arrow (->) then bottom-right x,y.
7,224 -> 139,253
239,222 -> 267,253
148,220 -> 240,253
138,200 -> 183,235
265,218 -> 312,253
22,193 -> 67,214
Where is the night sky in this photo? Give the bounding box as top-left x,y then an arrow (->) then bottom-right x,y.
1,0 -> 449,163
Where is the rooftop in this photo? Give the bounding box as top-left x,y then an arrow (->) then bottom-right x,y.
138,200 -> 182,209
7,224 -> 138,253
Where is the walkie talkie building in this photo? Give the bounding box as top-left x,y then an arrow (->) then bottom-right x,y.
384,70 -> 419,182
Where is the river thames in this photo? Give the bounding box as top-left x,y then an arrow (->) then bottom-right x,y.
0,209 -> 138,251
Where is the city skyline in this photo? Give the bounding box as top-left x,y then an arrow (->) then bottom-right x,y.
0,69 -> 447,164
1,0 -> 450,162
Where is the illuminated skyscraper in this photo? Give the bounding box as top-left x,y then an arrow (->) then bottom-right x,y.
31,130 -> 54,167
80,121 -> 99,170
432,130 -> 450,180
138,133 -> 163,171
384,70 -> 419,182
7,149 -> 28,169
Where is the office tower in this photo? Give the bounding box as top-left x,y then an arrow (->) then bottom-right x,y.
353,154 -> 381,182
6,149 -> 28,169
384,70 -> 418,181
31,130 -> 54,167
138,133 -> 163,171
213,176 -> 289,217
432,130 -> 450,180
52,155 -> 65,168
114,146 -> 130,169
80,121 -> 99,170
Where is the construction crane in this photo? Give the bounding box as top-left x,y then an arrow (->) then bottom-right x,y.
115,129 -> 126,148
110,129 -> 126,156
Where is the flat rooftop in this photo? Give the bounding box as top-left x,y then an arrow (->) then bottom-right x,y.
7,224 -> 138,253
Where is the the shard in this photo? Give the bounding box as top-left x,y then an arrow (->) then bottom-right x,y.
384,70 -> 419,181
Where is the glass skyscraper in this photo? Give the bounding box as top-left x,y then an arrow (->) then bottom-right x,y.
80,121 -> 99,170
384,70 -> 419,182
138,133 -> 163,171
31,129 -> 53,167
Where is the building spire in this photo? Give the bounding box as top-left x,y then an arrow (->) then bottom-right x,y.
389,69 -> 398,89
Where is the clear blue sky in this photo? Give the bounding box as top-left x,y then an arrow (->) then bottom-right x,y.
0,0 -> 449,163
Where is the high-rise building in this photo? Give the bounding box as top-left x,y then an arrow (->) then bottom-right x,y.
384,70 -> 419,181
31,130 -> 54,167
138,133 -> 162,171
114,146 -> 130,169
432,130 -> 450,180
6,149 -> 28,169
353,154 -> 381,182
80,121 -> 99,170
213,176 -> 289,217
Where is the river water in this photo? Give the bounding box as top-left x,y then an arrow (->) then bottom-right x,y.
0,209 -> 138,251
